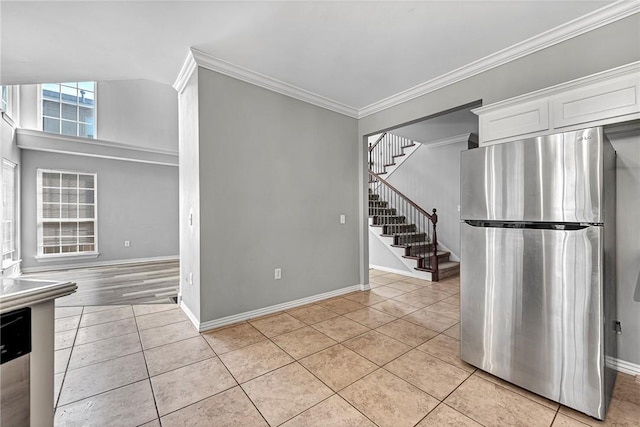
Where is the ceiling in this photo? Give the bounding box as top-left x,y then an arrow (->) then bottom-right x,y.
1,1 -> 618,110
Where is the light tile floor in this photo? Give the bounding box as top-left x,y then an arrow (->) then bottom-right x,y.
53,270 -> 640,426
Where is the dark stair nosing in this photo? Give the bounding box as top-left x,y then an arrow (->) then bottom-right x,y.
393,232 -> 428,245
372,216 -> 407,225
416,261 -> 459,273
403,250 -> 450,261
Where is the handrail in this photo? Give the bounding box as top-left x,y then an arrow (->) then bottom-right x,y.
369,171 -> 433,220
368,132 -> 387,152
369,169 -> 439,280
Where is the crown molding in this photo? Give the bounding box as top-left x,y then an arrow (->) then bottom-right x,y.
423,133 -> 472,149
172,1 -> 638,119
173,50 -> 198,94
185,48 -> 359,118
357,0 -> 640,118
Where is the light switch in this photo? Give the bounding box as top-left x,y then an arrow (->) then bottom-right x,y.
340,214 -> 346,224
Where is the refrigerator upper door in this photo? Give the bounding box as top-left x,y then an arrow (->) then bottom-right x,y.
460,222 -> 605,419
461,128 -> 603,223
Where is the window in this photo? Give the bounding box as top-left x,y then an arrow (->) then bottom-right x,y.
42,82 -> 95,138
1,86 -> 7,112
2,160 -> 17,266
37,169 -> 97,258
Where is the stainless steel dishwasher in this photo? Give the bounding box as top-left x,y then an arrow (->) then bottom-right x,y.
1,307 -> 31,427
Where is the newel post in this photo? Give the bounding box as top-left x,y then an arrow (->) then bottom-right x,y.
431,208 -> 439,282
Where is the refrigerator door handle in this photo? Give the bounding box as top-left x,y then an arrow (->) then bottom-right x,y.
463,220 -> 595,230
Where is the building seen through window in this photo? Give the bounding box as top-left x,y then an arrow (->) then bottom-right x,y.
42,82 -> 95,138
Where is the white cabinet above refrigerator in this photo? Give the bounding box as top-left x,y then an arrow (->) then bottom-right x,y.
473,61 -> 640,145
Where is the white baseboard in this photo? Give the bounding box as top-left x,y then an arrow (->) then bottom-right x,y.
369,264 -> 433,281
606,356 -> 640,376
183,283 -> 365,332
21,255 -> 179,273
180,300 -> 200,331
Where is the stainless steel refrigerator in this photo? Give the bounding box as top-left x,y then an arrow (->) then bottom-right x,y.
459,127 -> 617,420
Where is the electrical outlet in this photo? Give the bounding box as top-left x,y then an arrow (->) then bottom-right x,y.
124,240 -> 131,247
274,268 -> 282,280
340,214 -> 346,224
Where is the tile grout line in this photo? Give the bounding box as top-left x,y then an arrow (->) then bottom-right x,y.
399,367 -> 480,427
132,304 -> 163,425
237,383 -> 271,426
287,344 -> 381,426
63,335 -> 142,373
145,322 -> 271,421
54,305 -> 84,412
467,373 -> 562,417
549,407 -> 561,427
139,320 -> 199,351
59,269 -> 465,425
55,378 -> 154,412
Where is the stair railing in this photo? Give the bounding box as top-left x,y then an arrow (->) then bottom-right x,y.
368,132 -> 415,175
368,170 -> 439,281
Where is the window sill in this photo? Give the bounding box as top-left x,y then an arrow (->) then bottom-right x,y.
35,252 -> 100,262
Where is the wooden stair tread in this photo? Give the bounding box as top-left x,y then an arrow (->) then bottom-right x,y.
438,261 -> 460,270
403,250 -> 449,260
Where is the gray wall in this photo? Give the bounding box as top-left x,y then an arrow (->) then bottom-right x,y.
357,15 -> 640,364
608,128 -> 640,365
368,228 -> 411,273
387,140 -> 469,259
20,151 -> 179,270
17,80 -> 178,151
97,80 -> 178,151
194,67 -> 359,323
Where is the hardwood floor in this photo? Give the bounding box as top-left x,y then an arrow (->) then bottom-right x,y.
22,260 -> 179,306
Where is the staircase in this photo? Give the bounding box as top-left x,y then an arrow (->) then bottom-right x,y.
368,133 -> 460,281
369,132 -> 419,176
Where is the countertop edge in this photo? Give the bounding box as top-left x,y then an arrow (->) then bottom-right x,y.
0,281 -> 78,314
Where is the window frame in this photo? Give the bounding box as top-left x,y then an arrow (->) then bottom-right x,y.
2,160 -> 18,268
35,168 -> 99,261
38,82 -> 98,139
1,85 -> 7,112
0,85 -> 19,122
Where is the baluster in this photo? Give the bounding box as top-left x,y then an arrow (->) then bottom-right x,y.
431,208 -> 438,281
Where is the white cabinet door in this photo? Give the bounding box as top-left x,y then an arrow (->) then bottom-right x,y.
551,74 -> 639,128
480,99 -> 549,143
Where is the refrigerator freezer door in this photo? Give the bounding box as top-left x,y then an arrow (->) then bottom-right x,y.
460,128 -> 603,223
460,222 -> 605,418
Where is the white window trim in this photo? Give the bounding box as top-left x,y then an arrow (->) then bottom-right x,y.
1,85 -> 20,124
37,82 -> 98,139
2,159 -> 18,269
1,85 -> 7,112
35,168 -> 100,261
